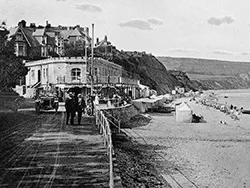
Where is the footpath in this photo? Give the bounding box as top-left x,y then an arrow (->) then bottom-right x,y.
0,104 -> 122,187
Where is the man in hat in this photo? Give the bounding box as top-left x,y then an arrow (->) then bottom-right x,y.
65,92 -> 76,125
76,93 -> 86,125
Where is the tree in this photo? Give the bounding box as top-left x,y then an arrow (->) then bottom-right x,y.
64,40 -> 87,57
0,30 -> 28,91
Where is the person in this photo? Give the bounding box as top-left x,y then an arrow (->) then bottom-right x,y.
65,92 -> 76,125
76,93 -> 86,125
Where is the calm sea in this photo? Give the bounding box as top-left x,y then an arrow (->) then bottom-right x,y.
208,89 -> 250,110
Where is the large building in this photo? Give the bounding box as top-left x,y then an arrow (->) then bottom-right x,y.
8,20 -> 91,58
19,57 -> 139,100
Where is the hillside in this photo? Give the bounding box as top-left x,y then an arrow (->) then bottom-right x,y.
157,56 -> 250,90
97,51 -> 201,94
157,57 -> 250,75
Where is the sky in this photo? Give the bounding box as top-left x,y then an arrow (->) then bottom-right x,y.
1,0 -> 250,62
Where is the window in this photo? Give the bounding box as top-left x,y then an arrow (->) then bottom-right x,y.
71,68 -> 81,81
43,68 -> 46,78
31,70 -> 35,79
94,68 -> 98,76
16,33 -> 23,41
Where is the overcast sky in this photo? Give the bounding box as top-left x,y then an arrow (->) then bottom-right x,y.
1,0 -> 250,62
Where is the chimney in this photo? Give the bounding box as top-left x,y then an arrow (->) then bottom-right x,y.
30,23 -> 36,28
104,35 -> 107,42
96,37 -> 99,44
46,20 -> 51,28
83,27 -> 89,36
18,20 -> 26,28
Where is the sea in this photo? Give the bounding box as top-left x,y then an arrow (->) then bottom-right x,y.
207,89 -> 250,110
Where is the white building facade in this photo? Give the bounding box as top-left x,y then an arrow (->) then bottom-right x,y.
21,57 -> 139,100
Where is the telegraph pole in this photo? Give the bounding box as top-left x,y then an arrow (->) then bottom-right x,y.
91,23 -> 94,96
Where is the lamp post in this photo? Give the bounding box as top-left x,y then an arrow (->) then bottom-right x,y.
91,23 -> 94,96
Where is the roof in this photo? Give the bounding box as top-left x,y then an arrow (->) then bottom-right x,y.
8,27 -> 18,37
95,38 -> 112,48
70,28 -> 82,36
33,28 -> 45,36
21,27 -> 41,47
59,28 -> 90,42
176,102 -> 192,111
46,32 -> 55,38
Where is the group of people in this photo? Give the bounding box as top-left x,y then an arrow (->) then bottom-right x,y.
199,98 -> 243,121
65,92 -> 88,125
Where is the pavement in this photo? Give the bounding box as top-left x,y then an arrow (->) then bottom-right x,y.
0,112 -> 119,188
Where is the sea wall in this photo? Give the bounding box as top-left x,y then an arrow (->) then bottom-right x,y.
103,104 -> 140,124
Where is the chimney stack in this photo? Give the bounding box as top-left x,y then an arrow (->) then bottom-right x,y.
83,27 -> 89,36
18,20 -> 26,28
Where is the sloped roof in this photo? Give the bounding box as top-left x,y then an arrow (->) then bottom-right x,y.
8,27 -> 18,37
176,102 -> 192,111
21,27 -> 41,47
70,28 -> 82,36
33,28 -> 45,36
95,38 -> 112,48
46,32 -> 55,38
60,30 -> 71,39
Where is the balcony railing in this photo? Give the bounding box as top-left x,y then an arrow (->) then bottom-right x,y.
56,75 -> 139,85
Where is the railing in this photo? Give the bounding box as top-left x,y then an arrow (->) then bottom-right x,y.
95,109 -> 114,188
102,110 -> 121,134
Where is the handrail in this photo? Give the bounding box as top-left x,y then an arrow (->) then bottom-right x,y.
95,109 -> 114,188
102,110 -> 121,133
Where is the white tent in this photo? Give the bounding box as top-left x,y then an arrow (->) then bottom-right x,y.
139,84 -> 150,98
176,102 -> 193,123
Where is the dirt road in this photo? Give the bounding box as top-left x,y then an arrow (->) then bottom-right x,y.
0,112 -> 110,188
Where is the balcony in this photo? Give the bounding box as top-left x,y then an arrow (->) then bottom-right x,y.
92,76 -> 119,84
119,77 -> 138,85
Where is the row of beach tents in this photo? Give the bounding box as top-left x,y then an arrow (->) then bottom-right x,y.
132,94 -> 194,123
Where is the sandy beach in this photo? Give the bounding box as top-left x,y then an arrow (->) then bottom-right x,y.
124,93 -> 250,188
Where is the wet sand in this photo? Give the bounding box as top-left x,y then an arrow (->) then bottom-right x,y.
125,96 -> 250,188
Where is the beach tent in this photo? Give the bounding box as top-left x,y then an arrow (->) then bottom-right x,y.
139,84 -> 150,98
176,102 -> 193,123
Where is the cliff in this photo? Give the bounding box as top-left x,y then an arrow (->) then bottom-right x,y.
157,56 -> 250,90
97,50 -> 200,94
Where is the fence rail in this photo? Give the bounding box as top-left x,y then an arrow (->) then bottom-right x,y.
95,109 -> 115,188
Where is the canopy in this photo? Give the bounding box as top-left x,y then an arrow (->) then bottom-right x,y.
132,97 -> 166,113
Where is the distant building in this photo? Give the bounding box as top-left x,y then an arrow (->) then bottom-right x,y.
18,57 -> 139,99
94,35 -> 115,55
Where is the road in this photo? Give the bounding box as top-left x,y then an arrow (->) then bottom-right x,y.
0,112 -> 110,188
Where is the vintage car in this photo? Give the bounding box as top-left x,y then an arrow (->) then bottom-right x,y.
35,94 -> 59,113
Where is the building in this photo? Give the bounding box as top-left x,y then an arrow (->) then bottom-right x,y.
8,20 -> 91,59
19,57 -> 139,100
94,35 -> 114,55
